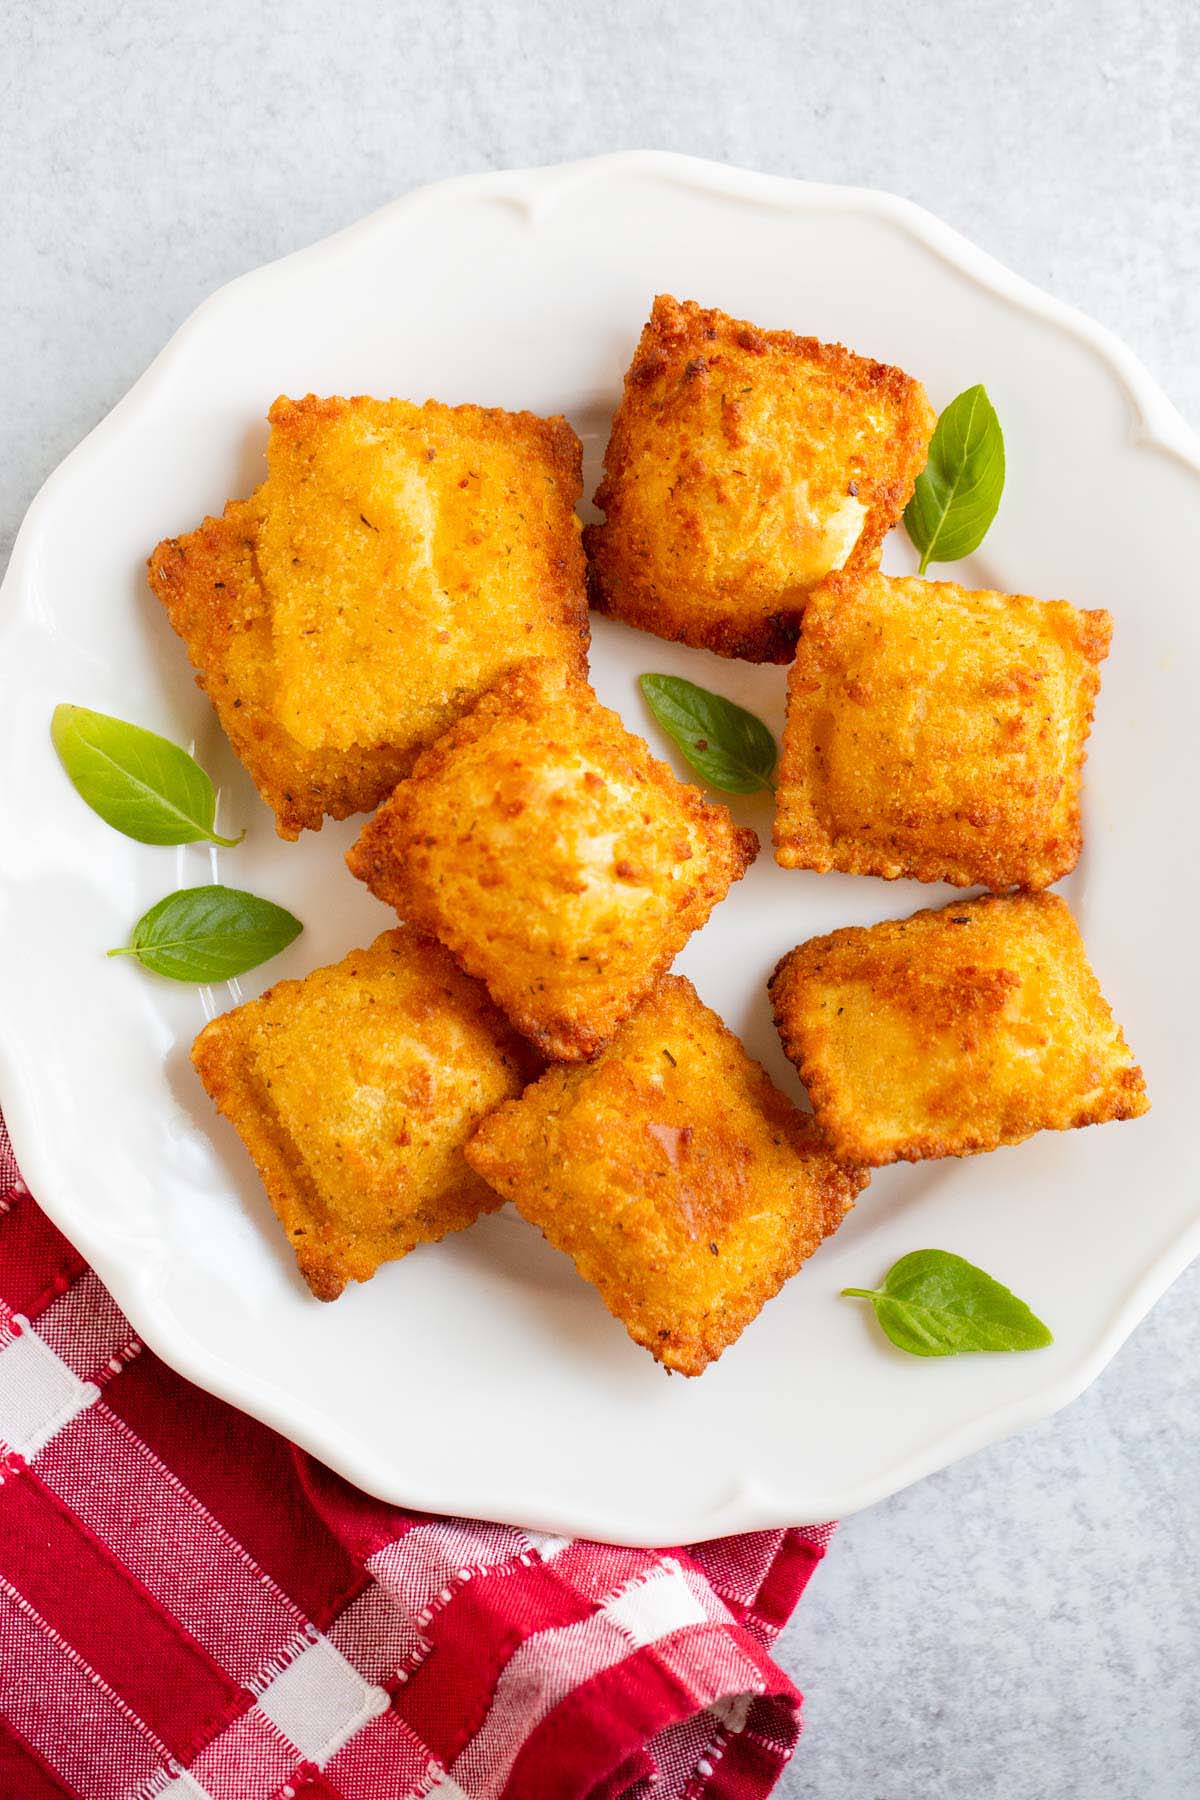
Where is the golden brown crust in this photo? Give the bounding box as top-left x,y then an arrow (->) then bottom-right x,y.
769,893 -> 1149,1167
466,975 -> 866,1374
148,497 -> 414,839
191,927 -> 540,1298
773,570 -> 1111,889
262,394 -> 588,751
584,295 -> 935,662
347,660 -> 758,1061
148,395 -> 589,837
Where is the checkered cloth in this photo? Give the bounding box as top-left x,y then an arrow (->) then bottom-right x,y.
0,1114 -> 830,1800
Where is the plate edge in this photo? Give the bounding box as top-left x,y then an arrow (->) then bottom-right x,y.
1,150 -> 1197,1542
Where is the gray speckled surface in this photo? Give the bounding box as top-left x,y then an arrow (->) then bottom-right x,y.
3,4 -> 1198,1794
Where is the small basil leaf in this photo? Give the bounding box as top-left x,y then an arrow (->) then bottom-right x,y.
842,1248 -> 1053,1358
51,704 -> 243,847
904,385 -> 1005,574
109,885 -> 302,982
639,674 -> 776,795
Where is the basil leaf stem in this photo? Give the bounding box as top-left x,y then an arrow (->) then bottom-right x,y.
904,385 -> 1006,574
109,885 -> 302,982
842,1249 -> 1053,1357
51,704 -> 243,847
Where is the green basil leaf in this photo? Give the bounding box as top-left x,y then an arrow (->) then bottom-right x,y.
51,704 -> 243,847
639,674 -> 776,795
109,885 -> 302,982
842,1248 -> 1053,1357
904,385 -> 1005,574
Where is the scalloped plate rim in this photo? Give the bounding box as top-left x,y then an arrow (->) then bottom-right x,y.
0,151 -> 1196,1544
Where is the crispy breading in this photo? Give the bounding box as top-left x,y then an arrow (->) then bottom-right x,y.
149,497 -> 413,840
773,570 -> 1112,889
263,395 -> 588,751
191,927 -> 539,1300
346,660 -> 759,1061
465,975 -> 866,1375
769,893 -> 1149,1167
584,295 -> 935,662
148,395 -> 588,838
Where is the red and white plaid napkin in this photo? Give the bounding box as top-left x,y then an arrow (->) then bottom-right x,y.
0,1112 -> 830,1800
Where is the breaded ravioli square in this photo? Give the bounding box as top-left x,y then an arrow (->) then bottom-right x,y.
262,395 -> 588,752
148,395 -> 588,838
465,975 -> 866,1374
347,661 -> 758,1060
191,927 -> 538,1300
584,295 -> 935,662
774,571 -> 1112,889
149,496 -> 413,840
770,893 -> 1148,1167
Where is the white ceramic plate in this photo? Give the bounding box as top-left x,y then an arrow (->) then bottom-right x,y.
1,153 -> 1197,1545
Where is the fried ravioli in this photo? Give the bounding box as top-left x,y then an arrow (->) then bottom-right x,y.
773,571 -> 1112,889
584,295 -> 935,662
149,496 -> 414,840
346,660 -> 758,1061
262,395 -> 588,751
148,395 -> 588,838
191,928 -> 539,1299
465,975 -> 866,1374
770,893 -> 1149,1167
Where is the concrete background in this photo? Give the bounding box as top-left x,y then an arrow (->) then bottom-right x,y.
2,4 -> 1197,1794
